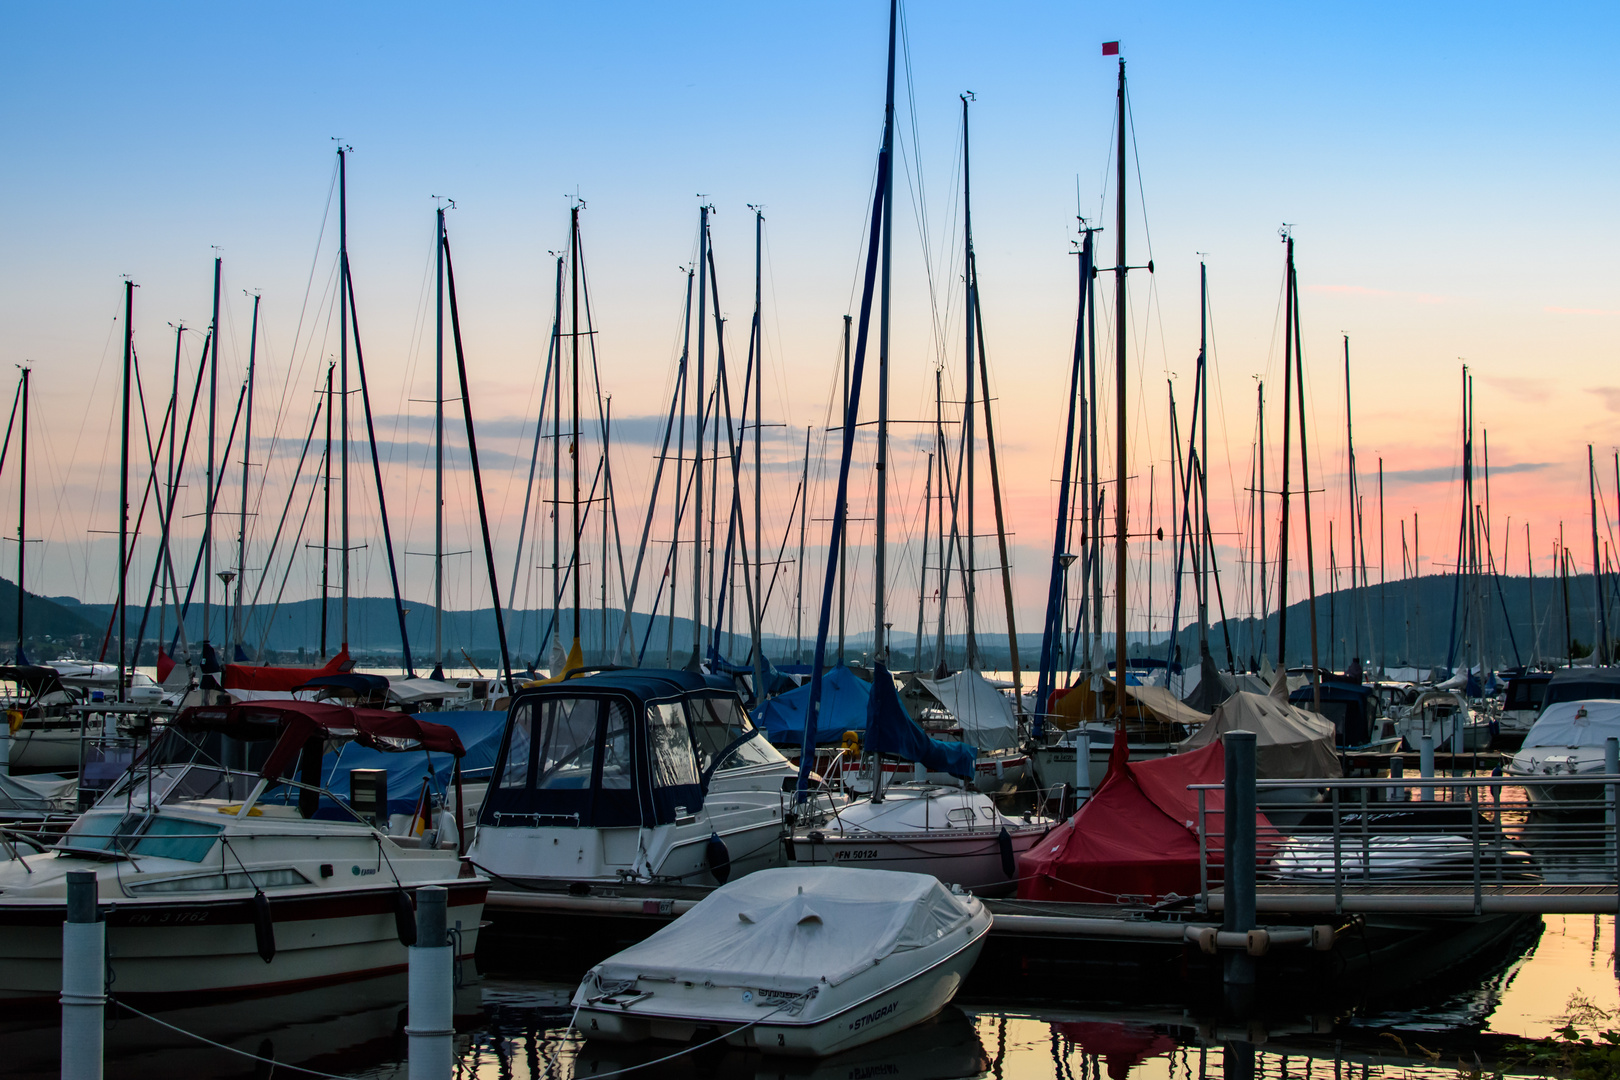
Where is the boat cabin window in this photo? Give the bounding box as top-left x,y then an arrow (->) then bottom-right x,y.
130,817 -> 223,862
485,695 -> 652,827
687,696 -> 782,772
650,704 -> 700,788
1505,679 -> 1549,711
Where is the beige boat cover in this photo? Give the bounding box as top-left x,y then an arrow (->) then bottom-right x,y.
1050,678 -> 1210,730
1180,690 -> 1342,779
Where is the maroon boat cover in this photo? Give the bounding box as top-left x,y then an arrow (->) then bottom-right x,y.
175,699 -> 465,781
1017,728 -> 1277,904
222,645 -> 351,691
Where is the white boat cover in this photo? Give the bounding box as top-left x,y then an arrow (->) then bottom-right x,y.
917,670 -> 1018,752
1179,691 -> 1342,779
1523,700 -> 1620,749
0,772 -> 76,812
388,678 -> 458,704
591,867 -> 975,994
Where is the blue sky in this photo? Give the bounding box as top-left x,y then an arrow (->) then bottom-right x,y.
2,2 -> 1616,653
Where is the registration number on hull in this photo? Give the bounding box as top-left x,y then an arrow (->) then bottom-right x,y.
833,848 -> 880,862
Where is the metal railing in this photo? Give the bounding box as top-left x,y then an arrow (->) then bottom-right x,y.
1192,772 -> 1620,915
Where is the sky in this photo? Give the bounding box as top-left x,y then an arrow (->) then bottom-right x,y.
1,2 -> 1616,663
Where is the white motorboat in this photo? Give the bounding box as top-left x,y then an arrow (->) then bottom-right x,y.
1497,672 -> 1552,741
1393,689 -> 1490,753
1506,699 -> 1620,807
468,669 -> 796,889
790,781 -> 1049,895
0,699 -> 487,1000
571,866 -> 990,1058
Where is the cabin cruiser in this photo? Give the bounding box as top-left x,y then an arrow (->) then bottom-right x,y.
1506,699 -> 1620,807
1389,688 -> 1489,753
788,664 -> 1051,895
1496,671 -> 1553,747
468,669 -> 796,889
571,866 -> 990,1058
0,699 -> 486,999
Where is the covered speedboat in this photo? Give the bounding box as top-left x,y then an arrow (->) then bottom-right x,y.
0,664 -> 83,771
0,699 -> 486,999
789,664 -> 1051,896
571,866 -> 990,1058
1506,699 -> 1620,806
468,669 -> 796,888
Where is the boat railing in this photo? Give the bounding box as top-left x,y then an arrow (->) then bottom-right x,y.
1189,772 -> 1620,916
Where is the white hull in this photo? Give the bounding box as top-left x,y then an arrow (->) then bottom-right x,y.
6,724 -> 82,771
790,826 -> 1043,895
0,881 -> 485,999
1029,738 -> 1175,793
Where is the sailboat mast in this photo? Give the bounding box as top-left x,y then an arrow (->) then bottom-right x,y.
435,206 -> 446,674
1379,458 -> 1386,675
1197,261 -> 1210,663
204,257 -> 220,650
692,205 -> 708,668
1111,56 -> 1129,714
961,91 -> 977,670
873,0 -> 896,665
119,279 -> 134,703
751,207 -> 766,695
839,314 -> 849,665
236,293 -> 258,659
553,255 -> 564,662
1257,382 -> 1265,665
1276,236 -> 1295,673
571,204 -> 583,654
1344,334 -> 1356,666
321,363 -> 332,657
14,366 -> 27,662
1293,245 -> 1322,709
1592,444 -> 1610,662
796,425 -> 809,664
338,149 -> 350,652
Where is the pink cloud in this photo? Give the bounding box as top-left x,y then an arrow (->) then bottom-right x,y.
1590,387 -> 1620,413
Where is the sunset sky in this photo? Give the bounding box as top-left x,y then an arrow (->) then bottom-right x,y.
2,2 -> 1616,660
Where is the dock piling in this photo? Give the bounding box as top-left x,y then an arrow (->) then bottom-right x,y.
0,718 -> 9,776
1420,735 -> 1435,802
1387,755 -> 1403,802
406,886 -> 454,1080
1223,730 -> 1257,991
61,869 -> 104,1080
1074,732 -> 1092,807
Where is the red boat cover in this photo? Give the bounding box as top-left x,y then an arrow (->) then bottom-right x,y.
222,646 -> 351,691
174,698 -> 465,781
1017,729 -> 1277,904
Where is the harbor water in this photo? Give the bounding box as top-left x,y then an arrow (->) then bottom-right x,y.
7,912 -> 1617,1078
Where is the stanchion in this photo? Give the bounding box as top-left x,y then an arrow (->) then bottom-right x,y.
61,869 -> 104,1080
406,886 -> 453,1080
1420,735 -> 1435,803
1223,729 -> 1257,999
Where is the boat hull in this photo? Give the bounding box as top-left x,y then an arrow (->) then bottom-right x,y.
789,824 -> 1047,895
0,880 -> 486,1000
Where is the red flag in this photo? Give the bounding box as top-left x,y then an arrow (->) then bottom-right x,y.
156,648 -> 175,683
1101,41 -> 1119,56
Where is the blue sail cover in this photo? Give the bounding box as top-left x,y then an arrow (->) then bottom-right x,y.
865,663 -> 977,781
754,664 -> 871,746
318,709 -> 507,817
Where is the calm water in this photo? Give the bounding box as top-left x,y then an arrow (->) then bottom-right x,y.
7,913 -> 1619,1079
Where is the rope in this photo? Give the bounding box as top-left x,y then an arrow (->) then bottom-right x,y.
563,991 -> 812,1078
112,997 -> 361,1080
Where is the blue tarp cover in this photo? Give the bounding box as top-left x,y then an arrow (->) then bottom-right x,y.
865,662 -> 977,780
754,665 -> 870,746
318,709 -> 507,817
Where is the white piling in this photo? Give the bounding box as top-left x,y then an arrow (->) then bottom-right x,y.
1420,734 -> 1435,803
1074,733 -> 1092,807
60,869 -> 104,1080
406,886 -> 453,1080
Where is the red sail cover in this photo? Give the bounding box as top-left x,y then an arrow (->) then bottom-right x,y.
1017,730 -> 1277,904
223,646 -> 351,692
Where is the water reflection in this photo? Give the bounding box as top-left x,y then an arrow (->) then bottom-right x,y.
11,917 -> 1618,1078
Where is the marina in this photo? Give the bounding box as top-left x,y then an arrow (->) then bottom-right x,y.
4,0 -> 1620,1077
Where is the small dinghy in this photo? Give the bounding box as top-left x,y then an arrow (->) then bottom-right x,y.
571,866 -> 990,1058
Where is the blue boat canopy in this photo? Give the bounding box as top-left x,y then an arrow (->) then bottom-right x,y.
752,664 -> 871,746
319,709 -> 507,819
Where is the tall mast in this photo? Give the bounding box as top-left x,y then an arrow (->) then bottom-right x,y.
873,0 -> 896,665
1276,235 -> 1295,674
1111,56 -> 1129,714
160,327 -> 181,655
236,292 -> 259,659
1197,260 -> 1210,664
1344,334 -> 1356,666
204,257 -> 220,650
1257,381 -> 1266,665
119,280 -> 134,703
974,256 -> 1023,701
434,206 -> 446,675
1379,458 -> 1386,675
839,314 -> 849,665
338,147 -> 350,652
751,207 -> 766,697
796,426 -> 810,664
961,91 -> 977,670
14,366 -> 27,663
692,204 -> 708,668
571,203 -> 583,656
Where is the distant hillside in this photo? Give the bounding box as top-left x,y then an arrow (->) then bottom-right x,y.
0,577 -> 100,657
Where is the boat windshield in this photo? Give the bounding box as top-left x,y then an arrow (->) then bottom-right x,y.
1506,679 -> 1550,712
59,810 -> 223,862
687,696 -> 781,773
105,763 -> 261,810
